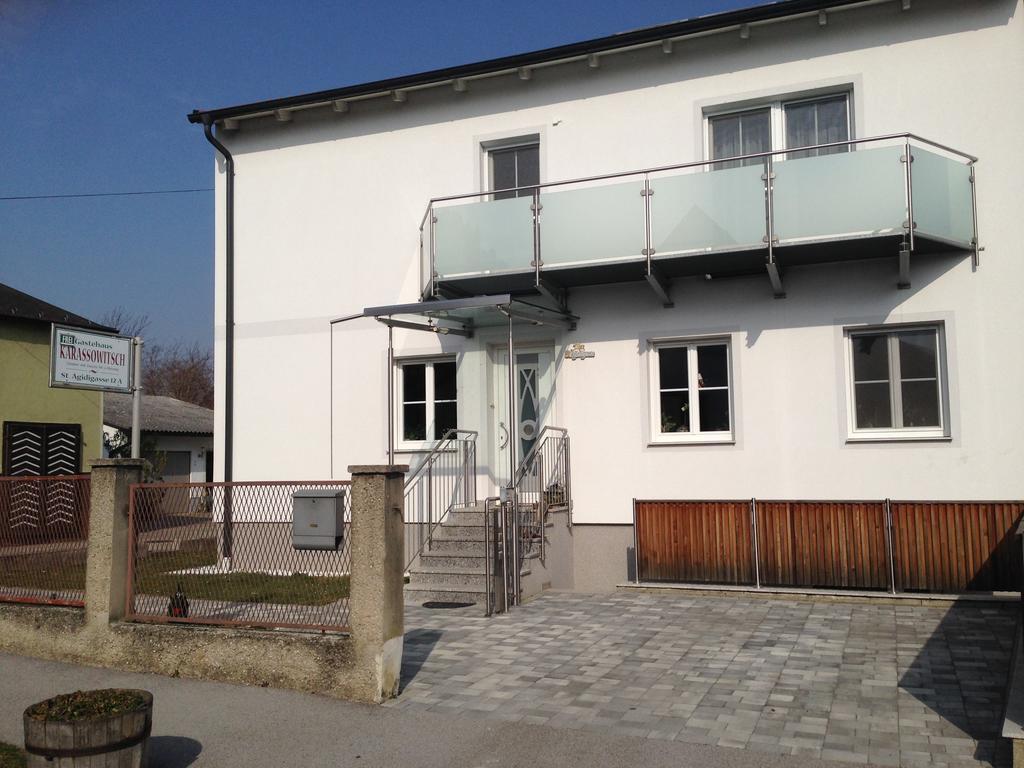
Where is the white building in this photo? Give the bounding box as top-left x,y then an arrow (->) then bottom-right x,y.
189,0 -> 1023,593
103,394 -> 213,484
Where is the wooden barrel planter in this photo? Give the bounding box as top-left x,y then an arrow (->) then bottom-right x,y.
23,689 -> 153,767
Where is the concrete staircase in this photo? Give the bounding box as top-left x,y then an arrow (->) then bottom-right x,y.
405,502 -> 546,606
405,504 -> 489,605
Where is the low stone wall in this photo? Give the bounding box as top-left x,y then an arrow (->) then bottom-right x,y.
0,603 -> 364,700
0,460 -> 407,704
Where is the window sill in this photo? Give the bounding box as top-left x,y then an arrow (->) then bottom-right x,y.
845,433 -> 951,444
648,435 -> 735,447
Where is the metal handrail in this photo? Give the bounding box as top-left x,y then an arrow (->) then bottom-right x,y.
513,426 -> 568,484
403,430 -> 477,571
418,132 -> 976,219
403,429 -> 479,489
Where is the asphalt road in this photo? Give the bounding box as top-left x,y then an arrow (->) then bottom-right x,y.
0,653 -> 854,768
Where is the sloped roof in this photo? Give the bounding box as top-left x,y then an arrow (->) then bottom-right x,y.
0,282 -> 114,332
104,393 -> 214,435
189,0 -> 870,126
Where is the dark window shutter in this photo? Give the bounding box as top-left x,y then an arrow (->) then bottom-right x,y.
44,424 -> 82,475
3,422 -> 82,476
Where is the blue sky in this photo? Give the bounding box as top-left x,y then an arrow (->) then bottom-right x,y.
0,0 -> 748,347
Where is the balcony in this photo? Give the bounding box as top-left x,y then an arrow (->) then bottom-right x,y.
419,134 -> 977,305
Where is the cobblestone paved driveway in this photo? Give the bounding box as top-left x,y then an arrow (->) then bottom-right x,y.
389,592 -> 1016,767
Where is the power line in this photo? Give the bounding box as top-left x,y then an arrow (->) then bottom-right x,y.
0,188 -> 214,201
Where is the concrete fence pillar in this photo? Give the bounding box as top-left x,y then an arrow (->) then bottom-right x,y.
84,459 -> 144,629
348,464 -> 408,702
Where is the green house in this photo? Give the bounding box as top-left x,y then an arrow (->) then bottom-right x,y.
0,282 -> 113,476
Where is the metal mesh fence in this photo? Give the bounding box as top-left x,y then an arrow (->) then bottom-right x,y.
127,481 -> 352,632
0,475 -> 91,606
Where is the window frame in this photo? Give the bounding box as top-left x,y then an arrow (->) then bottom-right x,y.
485,137 -> 540,199
395,356 -> 458,452
704,90 -> 852,164
844,323 -> 950,442
648,337 -> 735,445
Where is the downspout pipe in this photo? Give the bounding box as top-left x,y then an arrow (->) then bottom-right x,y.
201,120 -> 234,485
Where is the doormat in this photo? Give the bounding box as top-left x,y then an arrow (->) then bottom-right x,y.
421,601 -> 475,609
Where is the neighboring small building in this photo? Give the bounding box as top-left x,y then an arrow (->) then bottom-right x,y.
0,282 -> 112,476
103,393 -> 214,483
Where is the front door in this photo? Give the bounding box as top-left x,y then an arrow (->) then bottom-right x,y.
489,348 -> 554,490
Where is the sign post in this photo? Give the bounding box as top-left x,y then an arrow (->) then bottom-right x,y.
130,337 -> 144,459
50,324 -> 141,457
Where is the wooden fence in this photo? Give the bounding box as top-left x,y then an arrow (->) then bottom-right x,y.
633,501 -> 753,584
634,499 -> 1024,594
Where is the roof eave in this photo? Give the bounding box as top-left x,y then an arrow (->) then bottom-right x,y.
188,0 -> 874,125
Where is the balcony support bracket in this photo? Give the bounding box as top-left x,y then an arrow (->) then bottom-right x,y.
898,243 -> 911,289
536,277 -> 570,315
645,264 -> 673,308
766,260 -> 785,299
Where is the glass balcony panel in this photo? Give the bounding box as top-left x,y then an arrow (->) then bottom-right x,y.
650,164 -> 766,257
539,179 -> 646,267
419,222 -> 431,296
911,147 -> 974,247
773,145 -> 905,243
434,195 -> 534,279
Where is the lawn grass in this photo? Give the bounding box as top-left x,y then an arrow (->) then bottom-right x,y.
134,541 -> 349,605
0,742 -> 26,768
140,569 -> 349,605
2,539 -> 348,607
0,552 -> 87,594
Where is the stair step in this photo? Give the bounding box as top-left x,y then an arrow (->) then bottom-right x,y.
416,553 -> 485,570
444,509 -> 486,526
404,586 -> 486,605
408,569 -> 487,589
426,538 -> 486,555
431,524 -> 485,541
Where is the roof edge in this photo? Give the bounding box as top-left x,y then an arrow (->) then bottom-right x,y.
188,0 -> 872,125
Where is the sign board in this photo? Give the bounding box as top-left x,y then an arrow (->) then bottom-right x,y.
564,343 -> 595,361
49,324 -> 134,394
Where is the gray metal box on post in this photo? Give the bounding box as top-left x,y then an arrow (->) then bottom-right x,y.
292,488 -> 346,551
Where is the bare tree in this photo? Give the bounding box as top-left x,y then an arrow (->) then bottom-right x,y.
100,306 -> 150,338
100,308 -> 213,409
144,342 -> 214,409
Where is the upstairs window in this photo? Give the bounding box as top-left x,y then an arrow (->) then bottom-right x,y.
709,109 -> 771,169
398,358 -> 458,448
489,142 -> 539,200
847,325 -> 948,440
650,340 -> 733,443
707,92 -> 850,166
784,95 -> 850,159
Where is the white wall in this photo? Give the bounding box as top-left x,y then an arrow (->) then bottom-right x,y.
105,427 -> 211,483
209,0 -> 1024,524
151,434 -> 211,483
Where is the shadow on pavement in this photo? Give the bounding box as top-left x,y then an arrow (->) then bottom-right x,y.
897,601 -> 1016,766
399,628 -> 442,692
148,735 -> 203,767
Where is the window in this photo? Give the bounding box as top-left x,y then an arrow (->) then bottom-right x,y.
707,92 -> 850,166
143,450 -> 191,483
489,142 -> 539,200
398,359 -> 458,447
651,340 -> 732,443
847,325 -> 947,439
709,109 -> 771,169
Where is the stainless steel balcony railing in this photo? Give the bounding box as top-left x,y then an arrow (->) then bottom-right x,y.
418,133 -> 978,302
